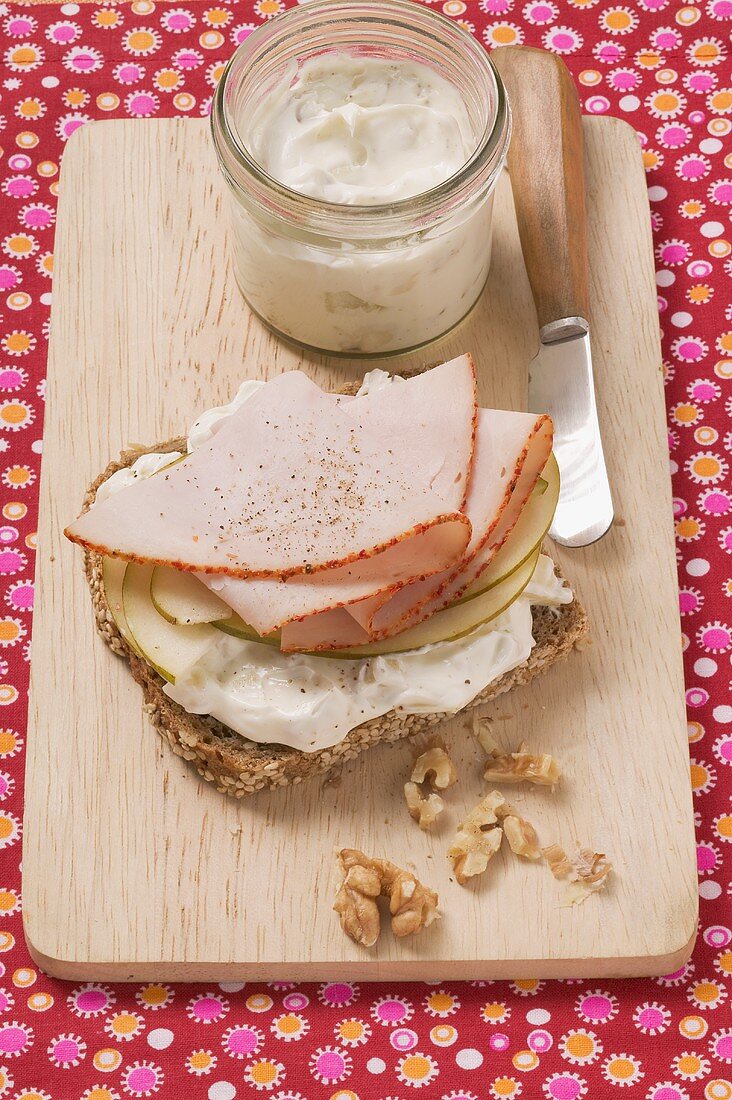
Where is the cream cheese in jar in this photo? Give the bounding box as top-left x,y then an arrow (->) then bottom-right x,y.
211,0 -> 510,355
247,56 -> 474,206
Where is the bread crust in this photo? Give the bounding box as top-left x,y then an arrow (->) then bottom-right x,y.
82,440 -> 589,797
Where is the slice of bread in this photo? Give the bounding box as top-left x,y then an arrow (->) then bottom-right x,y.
82,438 -> 588,797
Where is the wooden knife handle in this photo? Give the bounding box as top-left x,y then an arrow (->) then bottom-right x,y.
492,46 -> 590,332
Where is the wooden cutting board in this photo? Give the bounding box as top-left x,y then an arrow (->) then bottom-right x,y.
24,116 -> 697,980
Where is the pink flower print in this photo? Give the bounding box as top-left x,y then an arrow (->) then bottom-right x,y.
679,587 -> 704,615
657,238 -> 691,265
697,621 -> 732,653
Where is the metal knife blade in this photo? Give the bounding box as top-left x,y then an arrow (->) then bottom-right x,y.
529,325 -> 613,546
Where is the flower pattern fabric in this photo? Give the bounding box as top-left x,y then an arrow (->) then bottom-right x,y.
1,0 -> 732,1096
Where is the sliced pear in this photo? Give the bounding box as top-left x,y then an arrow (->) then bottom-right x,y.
102,556 -> 141,655
158,453 -> 186,473
214,614 -> 281,647
457,453 -> 559,604
320,548 -> 541,659
151,565 -> 231,625
122,562 -> 216,683
212,550 -> 539,659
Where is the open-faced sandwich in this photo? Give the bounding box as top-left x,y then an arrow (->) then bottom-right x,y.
65,355 -> 588,795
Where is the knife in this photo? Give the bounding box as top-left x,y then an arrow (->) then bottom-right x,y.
492,46 -> 613,547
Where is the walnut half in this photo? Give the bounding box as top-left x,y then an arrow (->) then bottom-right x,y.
333,849 -> 382,948
334,849 -> 439,947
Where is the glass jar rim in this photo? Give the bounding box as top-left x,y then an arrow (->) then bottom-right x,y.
211,0 -> 510,235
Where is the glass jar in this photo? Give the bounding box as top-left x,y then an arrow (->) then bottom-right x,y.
211,0 -> 510,357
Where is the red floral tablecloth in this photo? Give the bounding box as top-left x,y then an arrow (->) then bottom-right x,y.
0,0 -> 731,1097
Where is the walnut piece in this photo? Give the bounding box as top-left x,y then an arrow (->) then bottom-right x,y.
541,842 -> 613,903
449,827 -> 503,885
404,782 -> 445,830
483,738 -> 561,787
403,744 -> 457,829
473,717 -> 500,757
542,843 -> 574,879
571,847 -> 612,885
447,790 -> 508,885
411,745 -> 458,791
334,849 -> 439,946
503,813 -> 542,860
567,848 -> 613,903
449,788 -> 545,882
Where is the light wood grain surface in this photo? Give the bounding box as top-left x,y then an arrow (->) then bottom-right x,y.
23,116 -> 696,980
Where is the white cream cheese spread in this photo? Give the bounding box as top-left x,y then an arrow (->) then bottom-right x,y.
248,56 -> 474,206
166,554 -> 569,751
95,450 -> 185,505
100,374 -> 572,753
